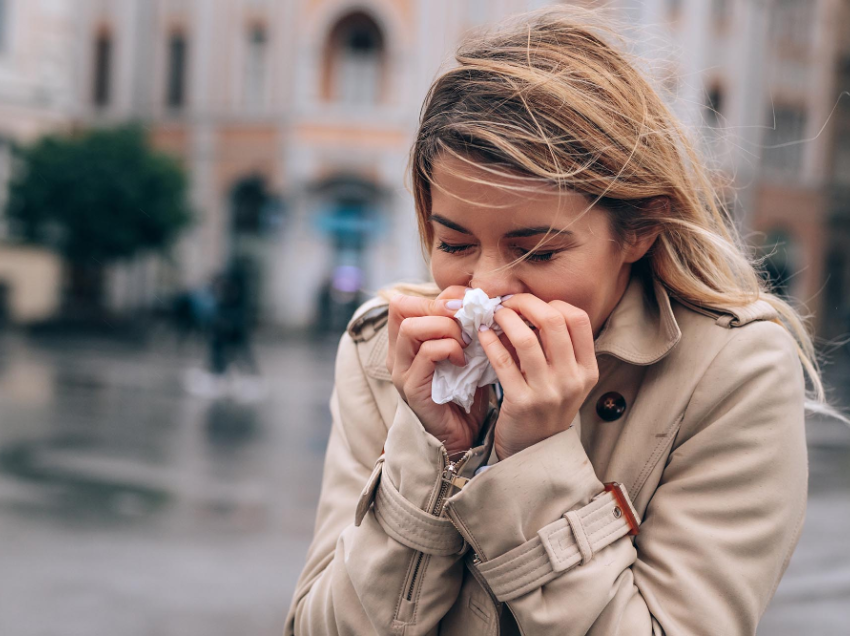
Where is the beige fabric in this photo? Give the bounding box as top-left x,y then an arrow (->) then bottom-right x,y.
469,484 -> 636,601
285,273 -> 807,636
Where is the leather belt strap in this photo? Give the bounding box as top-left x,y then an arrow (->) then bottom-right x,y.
371,466 -> 466,557
474,485 -> 639,601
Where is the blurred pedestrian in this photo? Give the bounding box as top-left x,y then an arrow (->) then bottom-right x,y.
184,266 -> 263,401
209,267 -> 259,377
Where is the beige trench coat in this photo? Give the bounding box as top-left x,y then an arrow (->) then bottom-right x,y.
285,273 -> 807,636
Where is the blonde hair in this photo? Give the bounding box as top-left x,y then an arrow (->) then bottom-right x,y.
386,6 -> 829,408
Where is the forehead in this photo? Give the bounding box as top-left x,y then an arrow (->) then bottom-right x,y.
429,156 -> 592,229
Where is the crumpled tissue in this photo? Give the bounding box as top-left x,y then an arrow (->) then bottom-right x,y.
432,288 -> 503,413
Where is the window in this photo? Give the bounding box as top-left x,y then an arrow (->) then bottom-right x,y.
762,105 -> 807,175
166,32 -> 188,109
770,0 -> 812,50
711,0 -> 730,26
326,13 -> 384,106
231,176 -> 269,235
704,85 -> 724,128
833,132 -> 850,185
666,0 -> 683,20
762,229 -> 797,298
0,0 -> 8,54
93,32 -> 112,108
243,25 -> 267,113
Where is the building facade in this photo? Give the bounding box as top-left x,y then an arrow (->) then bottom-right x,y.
633,0 -> 849,333
0,0 -> 77,322
0,0 -> 847,331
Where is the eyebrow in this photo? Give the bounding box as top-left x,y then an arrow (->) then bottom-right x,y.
430,214 -> 574,239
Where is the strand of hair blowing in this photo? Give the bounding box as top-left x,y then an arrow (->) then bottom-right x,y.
385,5 -> 833,414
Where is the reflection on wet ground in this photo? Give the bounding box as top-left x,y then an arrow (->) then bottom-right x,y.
0,331 -> 848,635
0,331 -> 337,635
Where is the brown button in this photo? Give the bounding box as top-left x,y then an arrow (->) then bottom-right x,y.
596,392 -> 626,421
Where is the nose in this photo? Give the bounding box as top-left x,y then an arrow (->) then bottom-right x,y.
468,257 -> 520,299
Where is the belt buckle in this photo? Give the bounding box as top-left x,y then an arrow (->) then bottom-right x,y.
604,482 -> 640,536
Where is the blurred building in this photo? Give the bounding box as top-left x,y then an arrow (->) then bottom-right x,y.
67,0 -> 571,328
634,0 -> 850,334
0,0 -> 75,322
0,0 -> 847,332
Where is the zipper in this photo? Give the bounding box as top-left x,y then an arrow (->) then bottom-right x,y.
444,506 -> 509,633
404,447 -> 473,601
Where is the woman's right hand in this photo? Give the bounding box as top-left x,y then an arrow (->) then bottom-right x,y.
387,287 -> 491,456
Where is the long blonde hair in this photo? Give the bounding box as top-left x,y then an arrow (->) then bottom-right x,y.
389,6 -> 827,406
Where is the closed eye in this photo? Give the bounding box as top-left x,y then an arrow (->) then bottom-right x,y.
437,241 -> 473,254
515,247 -> 559,262
437,241 -> 562,262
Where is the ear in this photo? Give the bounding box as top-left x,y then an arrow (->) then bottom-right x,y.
622,196 -> 667,264
623,231 -> 659,264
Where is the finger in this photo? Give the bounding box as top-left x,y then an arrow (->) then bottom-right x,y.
548,301 -> 596,372
402,338 -> 466,396
492,307 -> 549,380
476,325 -> 528,391
436,285 -> 470,302
396,316 -> 468,372
501,293 -> 573,366
388,293 -> 460,367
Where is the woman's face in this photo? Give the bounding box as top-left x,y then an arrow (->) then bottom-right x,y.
428,157 -> 651,337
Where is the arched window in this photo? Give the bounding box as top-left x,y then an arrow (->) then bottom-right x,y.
323,12 -> 385,105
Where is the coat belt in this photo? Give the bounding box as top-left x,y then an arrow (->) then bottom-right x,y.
369,463 -> 467,557
473,487 -> 639,601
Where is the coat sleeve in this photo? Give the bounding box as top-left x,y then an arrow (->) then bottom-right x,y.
442,321 -> 808,636
284,331 -> 467,636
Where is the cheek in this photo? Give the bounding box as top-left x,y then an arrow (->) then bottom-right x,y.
429,253 -> 468,290
526,248 -> 624,317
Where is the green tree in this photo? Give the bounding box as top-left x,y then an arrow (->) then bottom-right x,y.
5,124 -> 192,314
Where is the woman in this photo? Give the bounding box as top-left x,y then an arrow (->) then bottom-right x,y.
286,7 -> 820,635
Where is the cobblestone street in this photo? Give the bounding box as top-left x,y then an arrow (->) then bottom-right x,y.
0,330 -> 847,635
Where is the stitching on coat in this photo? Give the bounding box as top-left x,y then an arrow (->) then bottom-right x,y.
450,510 -> 489,562
411,552 -> 432,624
377,479 -> 457,529
489,551 -> 550,581
373,495 -> 459,549
468,595 -> 491,623
490,549 -> 549,581
393,554 -> 416,623
487,552 -> 549,582
481,536 -> 542,570
629,413 -> 682,500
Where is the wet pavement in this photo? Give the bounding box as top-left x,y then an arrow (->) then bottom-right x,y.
0,330 -> 848,635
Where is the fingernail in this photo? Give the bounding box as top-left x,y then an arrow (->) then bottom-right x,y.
494,303 -> 504,312
446,299 -> 463,310
478,324 -> 490,332
501,294 -> 514,301
461,331 -> 471,345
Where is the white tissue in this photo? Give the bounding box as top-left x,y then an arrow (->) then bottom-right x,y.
432,288 -> 503,413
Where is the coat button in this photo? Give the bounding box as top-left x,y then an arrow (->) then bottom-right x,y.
596,392 -> 626,421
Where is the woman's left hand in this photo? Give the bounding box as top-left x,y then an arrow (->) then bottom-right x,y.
477,294 -> 599,461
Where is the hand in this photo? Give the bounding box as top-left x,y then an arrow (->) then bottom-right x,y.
387,287 -> 491,456
477,294 -> 599,460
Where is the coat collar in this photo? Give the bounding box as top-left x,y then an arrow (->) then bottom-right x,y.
594,273 -> 681,366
